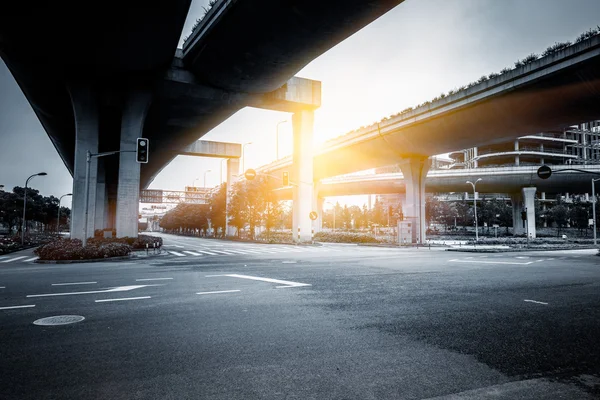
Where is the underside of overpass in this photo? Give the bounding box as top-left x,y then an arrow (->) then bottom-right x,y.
1,0 -> 403,241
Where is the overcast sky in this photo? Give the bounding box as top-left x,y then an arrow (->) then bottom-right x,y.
1,0 -> 599,208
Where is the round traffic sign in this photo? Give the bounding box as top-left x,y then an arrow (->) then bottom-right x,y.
244,168 -> 257,180
309,211 -> 318,221
537,165 -> 552,179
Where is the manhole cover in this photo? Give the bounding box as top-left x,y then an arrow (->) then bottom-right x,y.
33,315 -> 85,326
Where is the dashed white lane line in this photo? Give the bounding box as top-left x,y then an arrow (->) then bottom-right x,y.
209,250 -> 236,255
169,251 -> 186,257
52,282 -> 97,286
183,251 -> 202,256
207,274 -> 311,288
524,299 -> 548,305
1,256 -> 28,263
0,304 -> 35,310
0,286 -> 5,289
196,290 -> 241,295
135,278 -> 173,281
95,296 -> 151,303
24,257 -> 39,262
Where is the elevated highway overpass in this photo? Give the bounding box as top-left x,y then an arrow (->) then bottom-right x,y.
269,164 -> 600,238
1,0 -> 402,240
257,35 -> 600,242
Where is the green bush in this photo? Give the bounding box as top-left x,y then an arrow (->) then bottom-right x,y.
35,238 -> 131,260
87,234 -> 162,249
256,231 -> 294,244
314,231 -> 380,244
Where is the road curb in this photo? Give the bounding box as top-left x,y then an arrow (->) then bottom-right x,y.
447,246 -> 599,253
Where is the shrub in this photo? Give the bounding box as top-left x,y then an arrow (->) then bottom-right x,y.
0,234 -> 58,255
314,231 -> 380,244
35,238 -> 131,260
87,234 -> 163,250
256,231 -> 294,244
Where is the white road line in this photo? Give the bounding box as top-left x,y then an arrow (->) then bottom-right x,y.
524,299 -> 548,305
135,278 -> 173,281
233,249 -> 261,254
27,284 -> 160,298
24,257 -> 39,262
0,286 -> 5,289
95,296 -> 151,303
1,256 -> 28,263
0,256 -> 8,260
163,245 -> 184,248
0,304 -> 35,310
209,250 -> 236,255
169,251 -> 186,257
449,259 -> 535,265
183,251 -> 202,256
208,273 -> 311,288
196,290 -> 241,295
193,250 -> 218,255
52,282 -> 98,286
220,249 -> 250,254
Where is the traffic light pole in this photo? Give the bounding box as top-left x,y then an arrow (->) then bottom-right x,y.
82,150 -> 134,247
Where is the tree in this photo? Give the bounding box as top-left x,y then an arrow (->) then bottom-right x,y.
341,205 -> 352,229
209,183 -> 227,236
371,199 -> 385,226
549,204 -> 569,237
569,201 -> 590,233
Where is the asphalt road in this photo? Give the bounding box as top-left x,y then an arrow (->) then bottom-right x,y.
1,234 -> 599,399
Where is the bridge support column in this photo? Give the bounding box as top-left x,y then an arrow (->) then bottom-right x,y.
116,89 -> 152,238
292,110 -> 314,242
522,187 -> 537,239
399,157 -> 431,244
312,195 -> 324,233
226,158 -> 240,237
68,83 -> 99,241
511,187 -> 537,238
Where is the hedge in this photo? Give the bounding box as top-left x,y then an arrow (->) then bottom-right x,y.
314,231 -> 380,244
88,234 -> 163,249
256,231 -> 294,244
0,234 -> 59,255
35,238 -> 131,261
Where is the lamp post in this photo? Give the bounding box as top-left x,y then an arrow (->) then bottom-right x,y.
466,178 -> 482,241
203,169 -> 212,188
276,120 -> 287,160
593,178 -> 600,246
21,172 -> 47,245
242,142 -> 252,173
192,177 -> 200,188
57,193 -> 72,234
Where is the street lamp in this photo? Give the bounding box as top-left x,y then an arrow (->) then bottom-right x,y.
203,169 -> 212,188
593,178 -> 600,246
466,178 -> 482,241
242,142 -> 252,173
192,177 -> 200,188
57,193 -> 72,234
22,172 -> 47,245
276,120 -> 287,160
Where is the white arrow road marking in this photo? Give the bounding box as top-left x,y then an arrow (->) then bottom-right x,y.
95,296 -> 151,302
27,284 -> 161,298
524,299 -> 548,305
207,274 -> 311,288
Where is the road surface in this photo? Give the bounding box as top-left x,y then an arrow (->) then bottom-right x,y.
1,233 -> 599,399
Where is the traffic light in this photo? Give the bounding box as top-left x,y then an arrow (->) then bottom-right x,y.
282,171 -> 289,186
521,211 -> 527,221
136,138 -> 149,163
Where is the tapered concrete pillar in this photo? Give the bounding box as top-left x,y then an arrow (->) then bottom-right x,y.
226,158 -> 240,236
116,89 -> 152,238
511,193 -> 525,235
68,83 -> 99,240
522,187 -> 537,239
399,157 -> 431,244
292,110 -> 314,242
